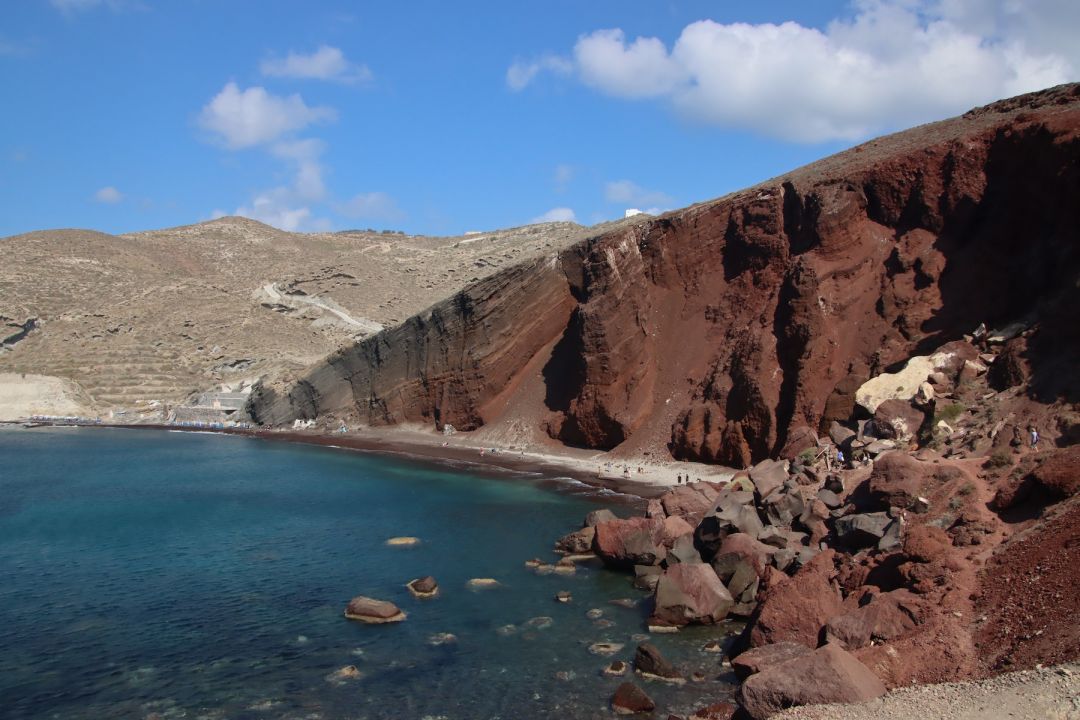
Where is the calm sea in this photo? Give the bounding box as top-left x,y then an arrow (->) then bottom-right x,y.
0,428 -> 738,719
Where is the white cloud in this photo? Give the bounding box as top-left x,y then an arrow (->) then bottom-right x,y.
531,207 -> 577,224
197,82 -> 336,149
604,180 -> 674,209
512,0 -> 1076,142
234,194 -> 328,232
506,54 -> 573,91
94,186 -> 123,204
50,0 -> 138,13
337,191 -> 404,222
261,45 -> 373,84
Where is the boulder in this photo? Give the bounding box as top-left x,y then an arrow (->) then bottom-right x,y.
634,642 -> 683,681
595,517 -> 667,568
817,489 -> 842,508
828,421 -> 857,447
958,359 -> 987,383
689,702 -> 738,720
634,564 -> 663,591
738,643 -> 887,720
555,591 -> 572,603
659,515 -> 696,547
762,485 -> 806,527
406,576 -> 439,599
855,346 -> 975,414
824,590 -> 922,650
779,426 -> 819,461
749,550 -> 843,647
584,508 -> 618,527
651,563 -> 733,626
714,532 -> 774,577
645,498 -> 665,518
834,512 -> 893,548
344,596 -> 407,624
988,338 -> 1028,390
660,482 -> 723,525
665,533 -> 703,565
992,446 -> 1080,510
555,525 -> 595,554
611,682 -> 655,714
731,641 -> 813,680
869,399 -> 926,443
695,490 -> 764,558
749,459 -> 789,500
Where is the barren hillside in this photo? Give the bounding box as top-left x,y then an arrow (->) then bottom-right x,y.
0,217 -> 631,413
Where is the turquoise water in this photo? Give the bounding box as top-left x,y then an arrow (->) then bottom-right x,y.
0,428 -> 739,719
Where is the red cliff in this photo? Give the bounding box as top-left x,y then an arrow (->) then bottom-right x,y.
249,83 -> 1080,466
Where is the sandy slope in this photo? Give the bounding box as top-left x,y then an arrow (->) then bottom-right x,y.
0,373 -> 90,420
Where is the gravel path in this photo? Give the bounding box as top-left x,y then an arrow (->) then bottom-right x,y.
776,663 -> 1080,720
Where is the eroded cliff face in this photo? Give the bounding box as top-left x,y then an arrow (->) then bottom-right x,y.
250,84 -> 1080,465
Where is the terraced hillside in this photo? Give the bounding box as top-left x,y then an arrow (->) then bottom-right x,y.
0,216 -> 630,415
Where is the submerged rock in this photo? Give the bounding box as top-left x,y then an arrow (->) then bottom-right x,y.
344,596 -> 406,624
466,578 -> 500,590
603,659 -> 629,677
384,536 -> 421,547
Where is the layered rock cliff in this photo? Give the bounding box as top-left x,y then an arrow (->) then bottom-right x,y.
249,84 -> 1080,465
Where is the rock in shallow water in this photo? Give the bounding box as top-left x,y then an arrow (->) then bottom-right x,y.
406,575 -> 439,598
344,596 -> 406,624
611,682 -> 655,715
384,536 -> 421,547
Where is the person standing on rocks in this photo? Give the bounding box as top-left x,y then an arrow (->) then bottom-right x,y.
1030,425 -> 1040,449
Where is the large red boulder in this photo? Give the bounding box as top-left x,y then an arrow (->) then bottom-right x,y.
749,550 -> 843,647
824,590 -> 923,650
659,482 -> 722,525
594,517 -> 667,568
610,682 -> 655,714
738,643 -> 887,720
731,641 -> 813,680
650,562 -> 734,627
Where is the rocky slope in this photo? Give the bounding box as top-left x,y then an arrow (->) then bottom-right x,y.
0,217 -> 615,414
249,83 -> 1080,465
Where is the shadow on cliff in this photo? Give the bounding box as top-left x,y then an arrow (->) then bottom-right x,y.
914,124 -> 1080,404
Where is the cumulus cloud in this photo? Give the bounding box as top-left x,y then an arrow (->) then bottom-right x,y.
261,45 -> 373,84
337,191 -> 404,222
197,82 -> 336,149
506,54 -> 573,91
94,186 -> 123,204
511,0 -> 1076,142
531,207 -> 577,224
604,180 -> 674,209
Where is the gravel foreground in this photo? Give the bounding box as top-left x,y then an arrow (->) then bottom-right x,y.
776,663 -> 1080,720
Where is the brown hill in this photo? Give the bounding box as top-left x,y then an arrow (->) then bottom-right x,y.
0,217 -> 618,412
249,83 -> 1080,464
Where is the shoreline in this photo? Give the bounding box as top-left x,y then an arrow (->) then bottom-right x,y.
3,420 -> 737,500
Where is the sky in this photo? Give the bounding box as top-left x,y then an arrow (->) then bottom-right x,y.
1,0 -> 1077,237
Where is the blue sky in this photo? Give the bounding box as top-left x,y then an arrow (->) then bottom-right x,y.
1,1 -> 1077,236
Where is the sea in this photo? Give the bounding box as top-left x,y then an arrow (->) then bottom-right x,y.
0,427 -> 740,719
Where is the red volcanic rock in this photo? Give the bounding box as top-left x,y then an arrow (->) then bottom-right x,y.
749,550 -> 843,648
659,482 -> 722,525
252,86 -> 1080,469
738,643 -> 886,720
344,596 -> 406,624
988,337 -> 1029,390
869,399 -> 926,444
824,590 -> 923,650
659,515 -> 696,548
992,446 -> 1080,510
554,525 -> 595,554
594,517 -> 667,568
779,425 -> 819,460
610,682 -> 655,715
689,702 -> 737,720
651,563 -> 733,627
731,641 -> 813,680
820,374 -> 866,431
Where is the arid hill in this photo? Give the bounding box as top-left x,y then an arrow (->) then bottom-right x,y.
0,217 -> 627,414
250,84 -> 1080,463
